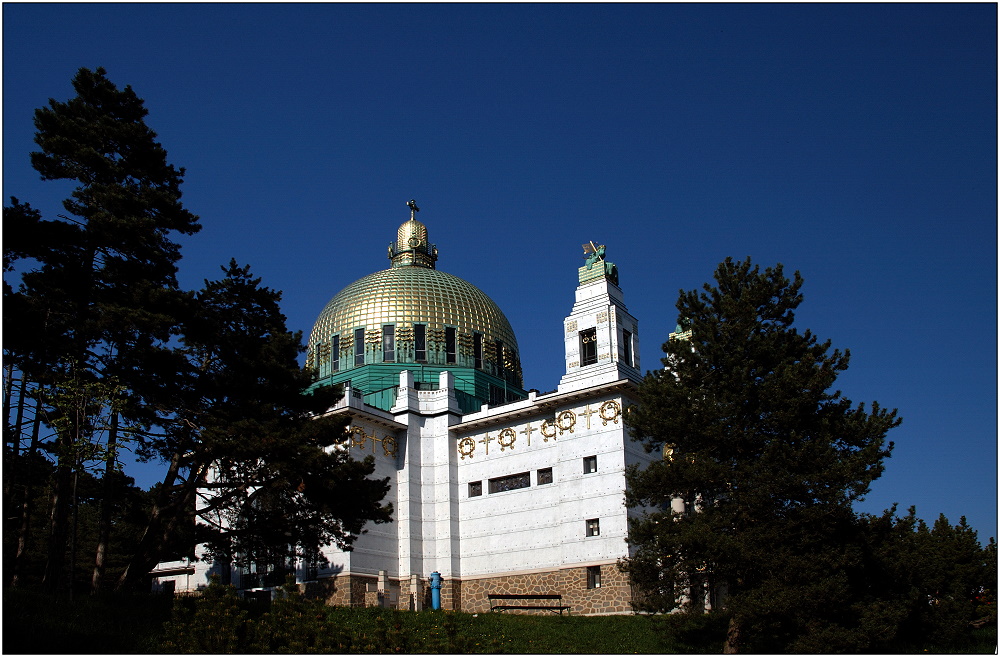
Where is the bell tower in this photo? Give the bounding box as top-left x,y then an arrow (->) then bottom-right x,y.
557,242 -> 641,393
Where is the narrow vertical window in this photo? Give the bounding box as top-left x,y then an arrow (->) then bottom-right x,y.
473,333 -> 483,370
621,329 -> 632,366
354,328 -> 365,366
445,327 -> 457,364
580,328 -> 598,366
583,455 -> 597,474
586,518 -> 600,537
331,335 -> 340,372
586,566 -> 601,589
382,325 -> 395,362
495,341 -> 504,377
414,324 -> 426,362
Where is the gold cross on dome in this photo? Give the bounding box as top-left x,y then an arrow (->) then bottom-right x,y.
407,199 -> 420,220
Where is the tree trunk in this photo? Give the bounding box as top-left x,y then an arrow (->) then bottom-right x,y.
115,451 -> 194,592
723,616 -> 742,654
91,411 -> 118,593
42,429 -> 74,593
11,394 -> 43,588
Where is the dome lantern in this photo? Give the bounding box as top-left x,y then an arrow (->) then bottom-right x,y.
388,199 -> 438,269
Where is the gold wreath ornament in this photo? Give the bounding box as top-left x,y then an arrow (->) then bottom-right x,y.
458,437 -> 476,459
497,428 -> 517,450
599,400 -> 622,425
556,410 -> 577,434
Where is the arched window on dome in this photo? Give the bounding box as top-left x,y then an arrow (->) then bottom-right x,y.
473,333 -> 483,370
495,341 -> 505,378
414,324 -> 427,362
445,327 -> 457,364
354,328 -> 365,367
382,325 -> 395,362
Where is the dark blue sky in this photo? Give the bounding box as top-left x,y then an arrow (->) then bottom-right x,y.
4,3 -> 996,539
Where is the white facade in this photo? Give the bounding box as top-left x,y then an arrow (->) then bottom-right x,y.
152,254 -> 655,615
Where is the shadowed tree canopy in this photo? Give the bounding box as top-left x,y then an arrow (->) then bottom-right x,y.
116,261 -> 393,590
622,257 -> 901,652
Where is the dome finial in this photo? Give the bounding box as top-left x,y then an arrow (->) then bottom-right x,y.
390,201 -> 437,269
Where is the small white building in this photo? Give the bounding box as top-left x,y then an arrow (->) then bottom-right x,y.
152,205 -> 656,615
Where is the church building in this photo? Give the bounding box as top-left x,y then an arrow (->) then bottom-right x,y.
151,202 -> 655,615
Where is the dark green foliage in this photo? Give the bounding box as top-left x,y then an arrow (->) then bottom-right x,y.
159,576 -> 250,653
621,257 -> 996,652
853,507 -> 995,651
622,257 -> 902,652
6,583 -> 995,654
116,261 -> 392,589
5,66 -> 200,594
3,587 -> 174,654
6,67 -> 391,594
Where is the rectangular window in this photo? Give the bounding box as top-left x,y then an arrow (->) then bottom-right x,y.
414,324 -> 426,361
382,325 -> 395,362
331,335 -> 340,372
586,518 -> 600,537
586,565 -> 601,589
537,467 -> 553,485
354,328 -> 365,366
580,328 -> 598,366
489,384 -> 505,406
495,341 -> 505,376
446,327 -> 457,364
468,481 -> 483,497
473,333 -> 483,370
621,329 -> 632,366
583,455 -> 597,474
488,472 -> 530,494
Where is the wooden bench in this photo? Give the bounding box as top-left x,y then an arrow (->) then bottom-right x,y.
488,593 -> 571,615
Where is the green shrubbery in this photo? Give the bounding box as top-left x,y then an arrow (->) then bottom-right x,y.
4,581 -> 995,654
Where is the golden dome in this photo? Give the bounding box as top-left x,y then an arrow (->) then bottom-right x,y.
307,211 -> 522,387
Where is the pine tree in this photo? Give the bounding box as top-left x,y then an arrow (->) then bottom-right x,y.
5,66 -> 200,593
116,261 -> 393,590
622,257 -> 901,653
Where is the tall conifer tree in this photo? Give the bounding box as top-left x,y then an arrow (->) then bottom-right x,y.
7,67 -> 200,592
116,261 -> 392,590
622,257 -> 901,652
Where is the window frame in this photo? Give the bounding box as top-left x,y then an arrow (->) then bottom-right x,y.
580,327 -> 598,366
445,326 -> 457,364
586,565 -> 601,589
583,455 -> 597,474
382,324 -> 395,362
414,324 -> 427,362
621,328 -> 632,366
586,518 -> 600,537
537,467 -> 553,485
468,481 -> 483,497
488,471 -> 531,494
354,328 -> 365,366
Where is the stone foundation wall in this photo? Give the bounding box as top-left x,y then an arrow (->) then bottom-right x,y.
314,567 -> 632,615
458,564 -> 633,615
351,574 -> 376,606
